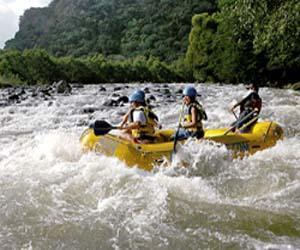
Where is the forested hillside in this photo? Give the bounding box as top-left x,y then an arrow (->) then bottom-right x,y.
5,0 -> 216,61
187,0 -> 300,84
2,0 -> 299,86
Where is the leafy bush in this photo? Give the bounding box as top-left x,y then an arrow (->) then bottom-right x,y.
187,0 -> 300,85
0,49 -> 185,85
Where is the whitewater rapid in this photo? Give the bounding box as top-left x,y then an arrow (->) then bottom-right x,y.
0,83 -> 299,249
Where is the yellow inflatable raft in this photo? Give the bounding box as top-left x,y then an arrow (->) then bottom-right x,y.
80,121 -> 283,171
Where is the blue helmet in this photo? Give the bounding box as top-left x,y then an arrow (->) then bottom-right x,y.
132,89 -> 145,99
129,90 -> 145,103
183,86 -> 197,98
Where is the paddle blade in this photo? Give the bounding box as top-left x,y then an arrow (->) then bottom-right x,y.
94,120 -> 112,129
92,120 -> 114,136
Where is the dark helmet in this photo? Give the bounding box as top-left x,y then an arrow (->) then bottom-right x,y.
183,86 -> 197,98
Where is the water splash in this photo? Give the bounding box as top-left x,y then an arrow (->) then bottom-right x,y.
0,83 -> 299,249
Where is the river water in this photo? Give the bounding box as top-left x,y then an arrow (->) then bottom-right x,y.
0,83 -> 299,249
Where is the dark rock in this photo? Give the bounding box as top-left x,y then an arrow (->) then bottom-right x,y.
143,87 -> 150,93
99,86 -> 107,92
165,97 -> 174,102
148,95 -> 156,101
113,87 -> 122,91
176,89 -> 183,94
0,101 -> 8,107
53,80 -> 72,94
8,94 -> 19,101
162,88 -> 171,95
83,107 -> 96,114
112,93 -> 120,97
116,96 -> 129,104
40,88 -> 52,96
103,99 -> 118,107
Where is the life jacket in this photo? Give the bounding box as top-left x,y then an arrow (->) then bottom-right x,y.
129,106 -> 156,138
241,92 -> 262,114
183,101 -> 207,132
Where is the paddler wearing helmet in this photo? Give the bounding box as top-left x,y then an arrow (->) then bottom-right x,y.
174,86 -> 207,140
119,89 -> 159,143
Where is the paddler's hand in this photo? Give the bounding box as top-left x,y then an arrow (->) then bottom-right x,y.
119,123 -> 127,130
253,108 -> 259,115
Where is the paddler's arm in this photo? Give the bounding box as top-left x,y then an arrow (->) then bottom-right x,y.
119,109 -> 133,129
121,121 -> 141,130
231,99 -> 243,112
231,92 -> 252,112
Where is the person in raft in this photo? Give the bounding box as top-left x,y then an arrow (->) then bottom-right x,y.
174,86 -> 207,140
230,83 -> 262,132
119,89 -> 159,143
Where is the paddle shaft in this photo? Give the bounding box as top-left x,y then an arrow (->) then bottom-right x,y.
224,109 -> 258,135
232,110 -> 238,120
171,103 -> 184,160
263,121 -> 273,142
238,115 -> 259,132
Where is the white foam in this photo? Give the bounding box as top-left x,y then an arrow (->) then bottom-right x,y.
0,83 -> 299,249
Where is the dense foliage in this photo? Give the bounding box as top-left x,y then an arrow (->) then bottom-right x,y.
5,0 -> 216,61
2,0 -> 300,86
0,49 -> 188,85
187,0 -> 300,85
